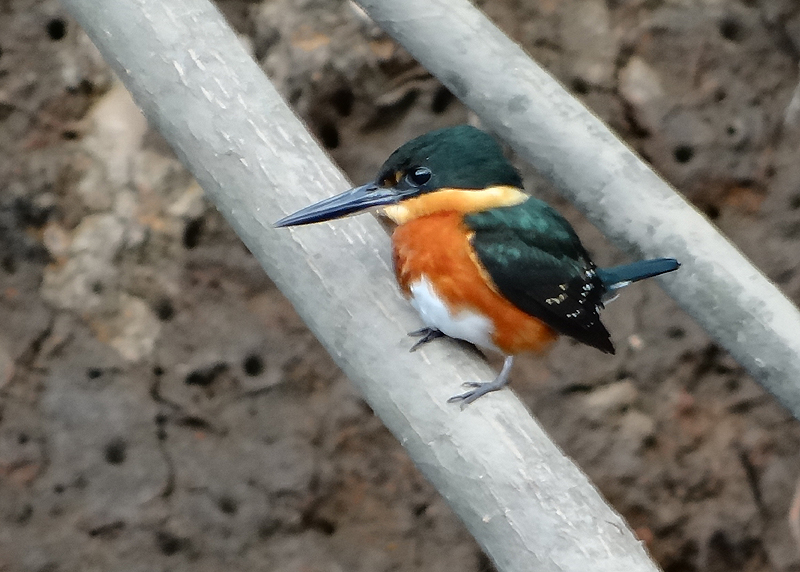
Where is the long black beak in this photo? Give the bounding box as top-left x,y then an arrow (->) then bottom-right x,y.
274,182 -> 398,227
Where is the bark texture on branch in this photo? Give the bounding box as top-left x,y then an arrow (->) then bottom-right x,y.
60,0 -> 660,571
355,0 -> 800,420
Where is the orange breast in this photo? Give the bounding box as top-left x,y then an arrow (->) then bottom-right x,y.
392,212 -> 558,355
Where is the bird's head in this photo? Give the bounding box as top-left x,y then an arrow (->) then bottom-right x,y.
275,125 -> 525,227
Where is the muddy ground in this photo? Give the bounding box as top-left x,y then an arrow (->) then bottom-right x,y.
2,0 -> 800,570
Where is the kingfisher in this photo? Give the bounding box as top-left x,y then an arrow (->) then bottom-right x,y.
276,125 -> 679,405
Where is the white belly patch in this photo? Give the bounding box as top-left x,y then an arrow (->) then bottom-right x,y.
408,277 -> 498,351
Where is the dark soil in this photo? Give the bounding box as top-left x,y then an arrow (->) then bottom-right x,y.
2,0 -> 800,570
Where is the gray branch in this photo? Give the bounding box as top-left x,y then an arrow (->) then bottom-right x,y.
61,0 -> 660,570
356,0 -> 800,419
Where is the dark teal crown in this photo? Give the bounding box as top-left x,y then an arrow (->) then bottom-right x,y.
378,125 -> 523,190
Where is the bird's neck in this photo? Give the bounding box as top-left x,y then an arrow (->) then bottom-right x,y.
381,186 -> 527,225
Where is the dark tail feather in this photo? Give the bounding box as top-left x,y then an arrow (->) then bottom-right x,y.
597,258 -> 680,289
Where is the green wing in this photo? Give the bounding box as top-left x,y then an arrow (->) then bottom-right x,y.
464,198 -> 615,354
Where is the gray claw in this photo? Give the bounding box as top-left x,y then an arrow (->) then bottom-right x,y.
447,356 -> 515,407
408,327 -> 445,352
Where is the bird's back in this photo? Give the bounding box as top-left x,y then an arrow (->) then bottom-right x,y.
464,198 -> 616,353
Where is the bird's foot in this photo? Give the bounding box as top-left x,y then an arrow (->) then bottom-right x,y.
447,356 -> 514,407
407,327 -> 445,352
447,378 -> 509,406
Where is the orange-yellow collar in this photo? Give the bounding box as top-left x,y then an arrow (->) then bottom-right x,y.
381,186 -> 527,225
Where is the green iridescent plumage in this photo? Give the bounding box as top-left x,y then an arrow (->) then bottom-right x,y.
465,199 -> 615,354
378,125 -> 523,191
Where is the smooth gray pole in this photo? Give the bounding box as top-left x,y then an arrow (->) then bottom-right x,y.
356,0 -> 800,419
61,0 -> 660,571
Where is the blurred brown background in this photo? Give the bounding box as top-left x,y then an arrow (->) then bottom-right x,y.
1,0 -> 800,570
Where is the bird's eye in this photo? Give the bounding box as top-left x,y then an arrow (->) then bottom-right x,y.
407,167 -> 431,187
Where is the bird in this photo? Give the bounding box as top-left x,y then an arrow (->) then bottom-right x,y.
275,125 -> 679,405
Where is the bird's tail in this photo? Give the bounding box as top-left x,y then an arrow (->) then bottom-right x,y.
597,258 -> 680,290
